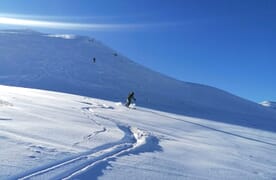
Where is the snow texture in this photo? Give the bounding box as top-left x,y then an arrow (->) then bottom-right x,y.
0,30 -> 276,179
0,85 -> 275,180
0,29 -> 275,133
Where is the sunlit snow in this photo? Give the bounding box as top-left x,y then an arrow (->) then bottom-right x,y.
0,30 -> 275,179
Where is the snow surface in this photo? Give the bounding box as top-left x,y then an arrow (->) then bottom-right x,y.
45,34 -> 76,39
0,29 -> 276,133
0,29 -> 276,179
0,85 -> 276,180
260,101 -> 276,110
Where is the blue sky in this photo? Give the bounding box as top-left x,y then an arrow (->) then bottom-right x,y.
0,0 -> 275,102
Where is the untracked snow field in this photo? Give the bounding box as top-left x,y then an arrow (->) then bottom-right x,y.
0,85 -> 275,180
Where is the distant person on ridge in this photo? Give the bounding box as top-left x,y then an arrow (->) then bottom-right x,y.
126,91 -> 136,107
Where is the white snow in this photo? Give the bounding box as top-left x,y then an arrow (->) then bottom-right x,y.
0,85 -> 276,180
0,29 -> 276,133
0,29 -> 276,179
45,34 -> 76,39
260,101 -> 276,110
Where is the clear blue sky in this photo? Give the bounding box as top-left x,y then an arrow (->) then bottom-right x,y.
0,0 -> 275,103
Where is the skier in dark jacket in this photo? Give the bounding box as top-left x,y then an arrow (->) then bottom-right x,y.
126,91 -> 136,107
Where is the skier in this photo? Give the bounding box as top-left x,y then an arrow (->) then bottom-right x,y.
93,57 -> 96,63
126,91 -> 136,107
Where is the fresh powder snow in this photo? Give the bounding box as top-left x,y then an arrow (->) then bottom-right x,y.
0,85 -> 275,179
0,30 -> 276,179
0,30 -> 276,132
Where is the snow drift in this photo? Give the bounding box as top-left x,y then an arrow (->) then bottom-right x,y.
0,29 -> 276,132
260,101 -> 276,110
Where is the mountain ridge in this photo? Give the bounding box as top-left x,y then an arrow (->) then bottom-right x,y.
0,29 -> 275,131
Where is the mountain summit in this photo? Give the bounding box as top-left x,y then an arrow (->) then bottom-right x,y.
0,29 -> 275,131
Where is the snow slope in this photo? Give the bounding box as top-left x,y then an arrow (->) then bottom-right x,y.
0,85 -> 275,180
0,29 -> 276,133
260,101 -> 276,110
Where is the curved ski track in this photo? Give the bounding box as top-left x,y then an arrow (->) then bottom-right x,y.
18,106 -> 152,180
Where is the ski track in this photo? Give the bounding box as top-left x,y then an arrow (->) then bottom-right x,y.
73,106 -> 107,147
86,127 -> 107,140
17,104 -> 153,180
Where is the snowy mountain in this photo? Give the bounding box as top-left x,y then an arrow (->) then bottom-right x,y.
0,29 -> 276,133
260,101 -> 276,110
0,85 -> 275,179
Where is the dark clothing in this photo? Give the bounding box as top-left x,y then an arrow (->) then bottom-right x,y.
126,92 -> 136,107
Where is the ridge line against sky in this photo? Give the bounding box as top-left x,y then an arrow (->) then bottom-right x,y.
0,0 -> 275,103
